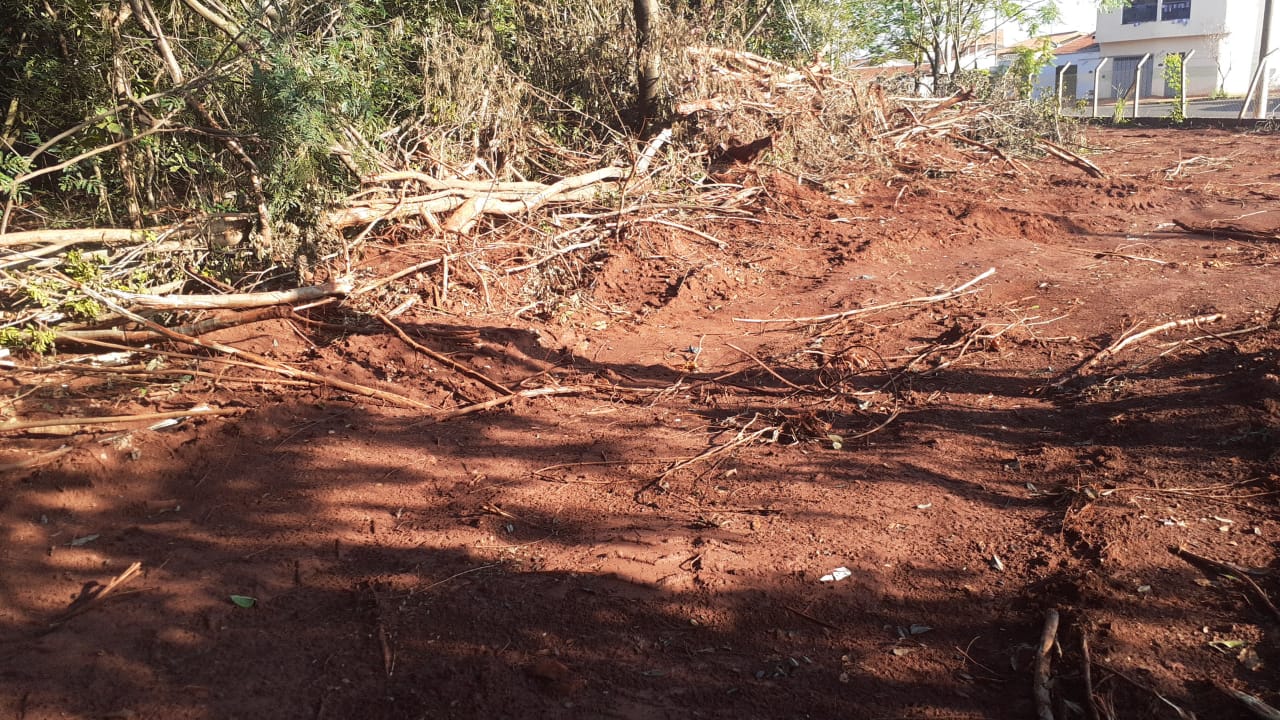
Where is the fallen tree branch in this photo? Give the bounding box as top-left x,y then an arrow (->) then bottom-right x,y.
1172,219 -> 1279,243
734,267 -> 995,325
0,406 -> 236,433
1034,608 -> 1060,720
1081,632 -> 1101,720
408,385 -> 587,427
70,281 -> 437,410
948,130 -> 1017,169
1170,545 -> 1280,622
632,218 -> 726,248
336,132 -> 669,234
108,278 -> 352,310
0,445 -> 75,473
0,227 -> 163,248
1039,139 -> 1106,179
47,562 -> 143,630
376,313 -> 511,396
1050,313 -> 1224,387
54,306 -> 288,344
1218,684 -> 1280,720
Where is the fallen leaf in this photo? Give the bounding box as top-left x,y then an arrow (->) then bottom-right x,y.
1209,639 -> 1246,653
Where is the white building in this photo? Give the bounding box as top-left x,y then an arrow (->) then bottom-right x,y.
1087,0 -> 1279,99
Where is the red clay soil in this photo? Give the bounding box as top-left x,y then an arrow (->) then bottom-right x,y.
2,126 -> 1279,719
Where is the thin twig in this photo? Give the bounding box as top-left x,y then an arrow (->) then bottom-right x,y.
1170,545 -> 1280,622
47,562 -> 143,629
1067,247 -> 1168,265
1173,219 -> 1278,243
1100,662 -> 1197,719
1051,313 -> 1224,387
631,218 -> 727,248
70,280 -> 436,410
407,386 -> 586,428
636,420 -> 779,500
350,256 -> 445,297
420,562 -> 502,592
0,444 -> 75,473
734,268 -> 995,325
376,313 -> 511,395
1082,632 -> 1101,720
724,343 -> 809,392
782,604 -> 842,631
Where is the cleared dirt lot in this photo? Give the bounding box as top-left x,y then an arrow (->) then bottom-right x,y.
2,125 -> 1278,719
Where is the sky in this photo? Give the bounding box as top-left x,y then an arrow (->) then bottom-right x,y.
1051,0 -> 1102,32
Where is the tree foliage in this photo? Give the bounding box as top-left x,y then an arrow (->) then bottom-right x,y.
838,0 -> 1129,90
0,0 -> 1129,264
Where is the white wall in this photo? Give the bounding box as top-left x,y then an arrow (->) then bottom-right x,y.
1092,37 -> 1221,97
1095,0 -> 1232,44
1093,0 -> 1277,97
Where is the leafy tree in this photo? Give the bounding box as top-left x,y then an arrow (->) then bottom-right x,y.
839,0 -> 1129,92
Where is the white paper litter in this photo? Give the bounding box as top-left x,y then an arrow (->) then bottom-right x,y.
820,567 -> 852,583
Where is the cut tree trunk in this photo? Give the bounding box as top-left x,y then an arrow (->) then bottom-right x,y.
634,0 -> 662,127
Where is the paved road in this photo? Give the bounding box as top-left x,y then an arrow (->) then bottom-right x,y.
1069,97 -> 1280,120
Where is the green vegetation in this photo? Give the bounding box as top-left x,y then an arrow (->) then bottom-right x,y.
1163,52 -> 1186,123
0,0 -> 1125,343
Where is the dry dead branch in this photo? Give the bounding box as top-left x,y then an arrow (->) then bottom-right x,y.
1170,545 -> 1280,622
1081,632 -> 1101,720
0,445 -> 75,473
1039,139 -> 1106,179
1172,219 -> 1279,243
0,227 -> 159,247
54,306 -> 290,344
734,267 -> 995,325
47,561 -> 143,629
108,279 -> 352,310
1051,313 -> 1224,387
333,132 -> 670,235
1218,685 -> 1280,720
376,313 -> 511,396
1034,608 -> 1060,720
409,385 -> 587,427
73,282 -> 438,410
0,406 -> 236,433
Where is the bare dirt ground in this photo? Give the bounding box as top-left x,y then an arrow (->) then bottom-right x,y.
2,125 -> 1279,719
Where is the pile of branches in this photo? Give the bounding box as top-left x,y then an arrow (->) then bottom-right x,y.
1,9 -> 1102,361
674,46 -> 1104,180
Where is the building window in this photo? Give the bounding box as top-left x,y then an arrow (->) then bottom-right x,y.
1162,0 -> 1191,20
1122,0 -> 1159,23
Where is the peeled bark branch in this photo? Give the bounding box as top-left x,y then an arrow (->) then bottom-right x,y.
107,278 -> 352,310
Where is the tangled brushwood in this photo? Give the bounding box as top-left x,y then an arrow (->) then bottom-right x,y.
1,1 -> 1098,354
